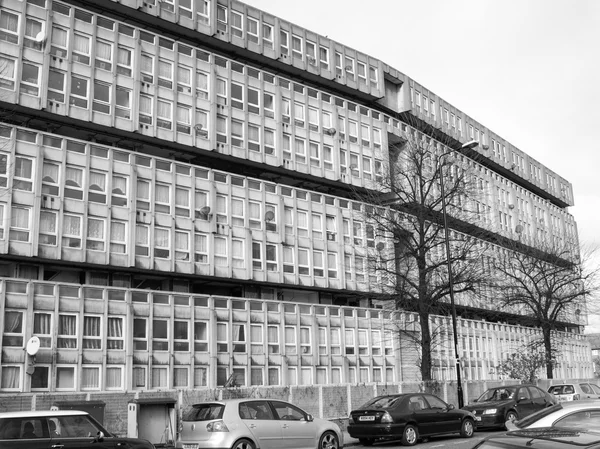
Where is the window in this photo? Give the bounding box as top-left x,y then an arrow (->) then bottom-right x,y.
263,23 -> 273,48
280,29 -> 289,56
91,81 -> 111,114
83,316 -> 102,349
0,55 -> 16,90
248,124 -> 260,152
116,46 -> 133,76
10,205 -> 30,242
157,99 -> 172,129
231,120 -> 244,147
195,232 -> 208,263
231,10 -> 243,37
319,46 -> 329,70
13,156 -> 33,191
217,322 -> 228,352
133,318 -> 147,350
0,9 -> 19,43
94,40 -> 112,71
158,59 -> 173,89
153,319 -> 169,351
313,250 -> 324,277
50,25 -> 68,57
1,366 -> 20,390
33,312 -> 52,348
252,241 -> 262,270
216,4 -> 227,32
20,62 -> 40,95
72,33 -> 91,64
86,217 -> 105,251
46,69 -> 65,102
58,314 -> 77,348
2,311 -> 24,347
291,34 -> 302,59
62,214 -> 82,248
70,75 -> 88,108
177,64 -> 192,93
154,227 -> 170,258
327,252 -> 337,278
141,53 -> 154,83
247,16 -> 259,43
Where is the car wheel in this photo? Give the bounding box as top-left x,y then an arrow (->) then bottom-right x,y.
505,411 -> 518,430
231,438 -> 255,449
401,424 -> 418,446
359,438 -> 375,446
460,419 -> 475,438
319,431 -> 339,449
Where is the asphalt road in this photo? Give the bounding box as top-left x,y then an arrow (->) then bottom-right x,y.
345,429 -> 501,448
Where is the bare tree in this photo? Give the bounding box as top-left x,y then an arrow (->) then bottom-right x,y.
355,129 -> 490,381
492,240 -> 600,378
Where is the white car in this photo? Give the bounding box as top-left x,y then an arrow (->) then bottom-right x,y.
506,400 -> 600,431
176,398 -> 342,449
548,383 -> 600,402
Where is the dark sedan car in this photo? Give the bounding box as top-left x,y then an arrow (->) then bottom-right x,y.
472,427 -> 600,449
462,385 -> 556,430
348,393 -> 475,446
0,410 -> 155,449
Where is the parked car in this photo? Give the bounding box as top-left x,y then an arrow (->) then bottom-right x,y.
176,398 -> 342,449
347,393 -> 475,447
462,385 -> 556,430
548,383 -> 600,402
506,400 -> 600,431
471,427 -> 600,449
0,409 -> 155,449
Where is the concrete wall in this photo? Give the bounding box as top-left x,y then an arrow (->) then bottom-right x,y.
2,378 -> 596,438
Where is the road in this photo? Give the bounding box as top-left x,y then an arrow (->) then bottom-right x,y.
346,429 -> 501,448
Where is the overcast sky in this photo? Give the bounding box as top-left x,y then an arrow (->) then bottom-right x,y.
243,0 -> 600,330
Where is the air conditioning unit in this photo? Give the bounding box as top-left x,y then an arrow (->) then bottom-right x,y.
306,55 -> 316,65
326,232 -> 336,241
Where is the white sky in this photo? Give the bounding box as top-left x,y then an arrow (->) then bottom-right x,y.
243,0 -> 600,330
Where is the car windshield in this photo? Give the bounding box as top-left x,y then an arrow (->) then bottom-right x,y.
591,384 -> 600,394
183,404 -> 224,421
478,387 -> 517,402
360,396 -> 403,409
512,404 -> 563,428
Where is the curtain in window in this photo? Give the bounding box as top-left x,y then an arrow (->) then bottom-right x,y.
175,231 -> 189,253
313,251 -> 323,268
177,106 -> 190,124
96,41 -> 111,60
154,228 -> 169,248
267,326 -> 278,344
230,198 -> 244,218
196,71 -> 208,90
62,215 -> 81,236
231,121 -> 243,138
216,195 -> 226,214
82,367 -> 99,389
117,47 -> 131,66
110,221 -> 126,242
89,172 -> 106,191
173,367 -> 188,387
141,54 -> 153,73
152,367 -> 168,388
248,202 -> 260,220
133,367 -> 146,388
330,329 -> 340,345
112,176 -> 126,195
14,158 -> 32,178
4,311 -> 22,333
51,26 -> 67,46
136,180 -> 150,201
40,212 -> 57,236
0,11 -> 18,32
232,240 -> 244,268
157,100 -> 172,120
284,327 -> 296,344
1,366 -> 20,389
139,95 -> 152,114
297,211 -> 308,229
216,116 -> 226,134
312,214 -> 322,232
106,367 -> 121,389
34,313 -> 51,335
194,233 -> 207,252
195,110 -> 208,128
83,316 -> 101,349
178,67 -> 191,85
158,60 -> 172,79
42,163 -> 59,183
87,219 -> 104,240
107,317 -> 123,350
58,315 -> 77,348
194,367 -> 207,387
155,184 -> 170,204
248,125 -> 259,143
25,18 -> 42,38
65,166 -> 83,187
73,34 -> 90,54
135,226 -> 148,247
10,207 -> 29,229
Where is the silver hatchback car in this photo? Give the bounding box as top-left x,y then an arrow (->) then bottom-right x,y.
176,398 -> 342,449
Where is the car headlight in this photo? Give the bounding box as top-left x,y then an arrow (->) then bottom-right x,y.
483,409 -> 498,415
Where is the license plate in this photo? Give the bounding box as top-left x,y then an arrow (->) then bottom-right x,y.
359,416 -> 375,421
182,445 -> 199,449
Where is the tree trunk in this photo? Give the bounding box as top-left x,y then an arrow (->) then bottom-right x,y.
543,326 -> 554,379
420,310 -> 432,381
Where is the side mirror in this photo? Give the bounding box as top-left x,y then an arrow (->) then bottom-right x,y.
94,431 -> 105,442
472,399 -> 478,403
447,404 -> 455,410
305,414 -> 314,422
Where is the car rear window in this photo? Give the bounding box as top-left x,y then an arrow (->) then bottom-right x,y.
580,384 -> 593,394
361,396 -> 403,409
183,404 -> 224,421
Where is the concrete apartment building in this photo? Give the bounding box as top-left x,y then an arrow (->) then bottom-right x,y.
0,0 -> 592,441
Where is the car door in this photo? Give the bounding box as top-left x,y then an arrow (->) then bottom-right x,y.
47,415 -> 116,449
407,394 -> 437,437
423,394 -> 458,434
579,383 -> 600,399
271,401 -> 316,449
0,417 -> 50,449
529,387 -> 550,412
515,387 -> 536,417
239,400 -> 282,449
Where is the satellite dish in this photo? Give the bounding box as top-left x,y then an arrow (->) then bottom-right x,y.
33,31 -> 46,42
264,210 -> 275,222
25,336 -> 41,356
515,225 -> 523,234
